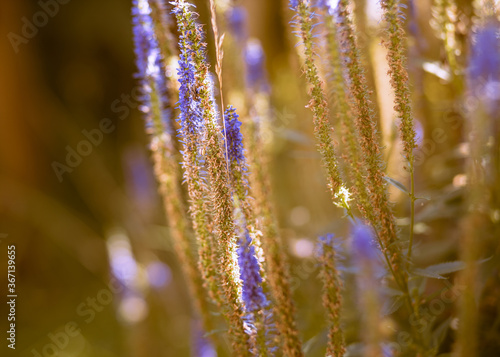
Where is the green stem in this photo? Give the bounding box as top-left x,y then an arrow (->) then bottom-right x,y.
373,226 -> 425,354
407,165 -> 416,259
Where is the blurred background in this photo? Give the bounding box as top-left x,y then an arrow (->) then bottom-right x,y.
1,0 -> 498,356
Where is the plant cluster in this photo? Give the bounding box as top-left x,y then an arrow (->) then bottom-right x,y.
132,0 -> 500,356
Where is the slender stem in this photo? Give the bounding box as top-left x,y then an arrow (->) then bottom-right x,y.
373,226 -> 424,354
407,165 -> 416,259
208,0 -> 229,175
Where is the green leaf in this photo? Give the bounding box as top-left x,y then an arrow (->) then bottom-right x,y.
302,334 -> 320,354
431,317 -> 452,351
384,176 -> 409,194
412,258 -> 491,280
412,267 -> 446,279
424,261 -> 466,275
382,295 -> 405,315
381,286 -> 405,297
417,277 -> 428,296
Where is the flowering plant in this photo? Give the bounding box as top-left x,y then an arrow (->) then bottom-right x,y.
131,0 -> 500,355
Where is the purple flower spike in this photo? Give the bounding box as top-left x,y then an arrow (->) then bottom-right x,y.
228,6 -> 247,42
223,106 -> 246,165
316,0 -> 340,13
245,39 -> 269,92
469,22 -> 500,84
317,233 -> 336,258
352,224 -> 378,263
468,21 -> 500,114
132,0 -> 170,132
289,0 -> 299,9
177,51 -> 204,137
237,230 -> 269,313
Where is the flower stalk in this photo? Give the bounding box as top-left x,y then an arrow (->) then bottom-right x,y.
172,1 -> 253,354
132,0 -> 219,351
318,2 -> 372,220
379,0 -> 417,259
335,0 -> 405,288
289,0 -> 351,215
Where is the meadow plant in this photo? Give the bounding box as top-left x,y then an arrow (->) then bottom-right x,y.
131,0 -> 216,343
289,0 -> 349,214
223,6 -> 304,356
131,0 -> 500,355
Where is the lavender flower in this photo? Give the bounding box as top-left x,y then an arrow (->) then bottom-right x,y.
172,2 -> 253,354
222,106 -> 256,234
192,321 -> 217,357
245,39 -> 269,92
352,224 -> 379,268
133,0 -> 220,349
148,0 -> 177,61
132,0 -> 153,79
468,21 -> 500,112
223,106 -> 246,166
316,0 -> 339,13
174,2 -> 222,310
233,202 -> 274,356
222,108 -> 298,355
177,51 -> 205,137
235,211 -> 268,313
408,0 -> 419,39
132,0 -> 170,133
469,23 -> 500,81
228,6 -> 247,43
224,106 -> 275,355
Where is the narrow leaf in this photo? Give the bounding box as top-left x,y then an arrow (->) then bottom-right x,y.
431,317 -> 452,350
381,286 -> 404,297
382,295 -> 405,315
384,176 -> 409,194
302,334 -> 320,354
424,261 -> 466,275
412,267 -> 446,279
